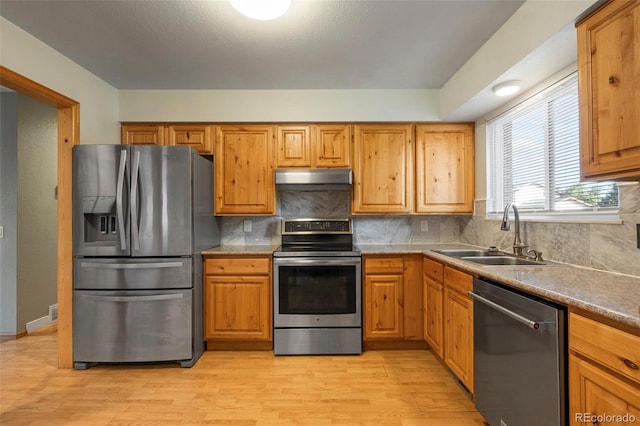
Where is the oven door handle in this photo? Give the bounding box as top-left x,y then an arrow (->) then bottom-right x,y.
274,258 -> 361,266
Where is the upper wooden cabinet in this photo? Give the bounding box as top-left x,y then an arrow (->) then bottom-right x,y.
276,125 -> 311,167
121,124 -> 213,155
313,124 -> 351,168
352,124 -> 414,214
168,125 -> 213,154
415,124 -> 474,213
577,0 -> 640,180
121,124 -> 165,146
275,124 -> 351,168
214,125 -> 275,215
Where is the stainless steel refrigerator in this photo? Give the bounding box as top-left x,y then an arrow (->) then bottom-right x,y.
72,145 -> 220,369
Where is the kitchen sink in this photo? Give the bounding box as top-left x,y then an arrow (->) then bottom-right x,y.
433,249 -> 505,257
433,248 -> 558,266
460,256 -> 546,266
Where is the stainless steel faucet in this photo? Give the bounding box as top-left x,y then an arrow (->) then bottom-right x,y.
501,203 -> 528,257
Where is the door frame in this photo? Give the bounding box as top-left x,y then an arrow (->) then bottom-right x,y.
0,66 -> 78,368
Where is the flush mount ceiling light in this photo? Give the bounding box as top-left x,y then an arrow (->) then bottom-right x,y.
492,80 -> 521,97
229,0 -> 291,20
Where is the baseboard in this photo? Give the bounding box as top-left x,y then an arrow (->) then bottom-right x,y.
28,322 -> 57,335
0,329 -> 27,342
26,313 -> 55,333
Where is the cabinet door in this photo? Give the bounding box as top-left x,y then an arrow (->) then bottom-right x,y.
312,124 -> 351,168
578,1 -> 640,180
570,354 -> 640,426
444,286 -> 474,393
364,274 -> 404,340
121,124 -> 165,146
403,254 -> 423,340
424,277 -> 444,358
353,124 -> 413,213
168,125 -> 213,154
214,125 -> 275,215
276,125 -> 311,167
203,275 -> 272,340
415,124 -> 474,213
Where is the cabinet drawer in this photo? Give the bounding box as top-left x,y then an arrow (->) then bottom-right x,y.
205,257 -> 270,276
423,257 -> 443,283
570,313 -> 640,385
444,266 -> 473,294
364,257 -> 404,274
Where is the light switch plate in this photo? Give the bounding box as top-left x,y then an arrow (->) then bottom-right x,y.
243,220 -> 252,233
420,220 -> 428,232
0,226 -> 4,238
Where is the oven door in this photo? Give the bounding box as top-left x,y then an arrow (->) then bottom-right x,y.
273,256 -> 361,328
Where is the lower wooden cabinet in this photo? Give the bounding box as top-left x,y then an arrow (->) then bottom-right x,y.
423,256 -> 474,394
443,277 -> 474,394
203,256 -> 272,346
569,311 -> 640,425
363,254 -> 423,344
423,257 -> 444,358
570,354 -> 640,425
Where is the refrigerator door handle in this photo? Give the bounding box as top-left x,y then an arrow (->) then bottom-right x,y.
116,149 -> 127,250
79,261 -> 185,269
130,149 -> 141,252
78,293 -> 185,303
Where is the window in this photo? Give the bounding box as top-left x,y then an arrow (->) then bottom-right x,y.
487,73 -> 619,220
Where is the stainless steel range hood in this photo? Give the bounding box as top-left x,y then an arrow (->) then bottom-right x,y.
275,169 -> 352,191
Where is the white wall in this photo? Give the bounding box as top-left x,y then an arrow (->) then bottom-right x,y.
0,17 -> 119,144
16,95 -> 58,332
119,89 -> 440,122
0,92 -> 18,334
441,0 -> 598,121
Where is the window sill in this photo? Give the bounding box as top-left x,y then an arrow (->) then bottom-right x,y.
485,214 -> 623,225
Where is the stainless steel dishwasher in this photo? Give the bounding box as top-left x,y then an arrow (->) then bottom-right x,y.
469,278 -> 567,426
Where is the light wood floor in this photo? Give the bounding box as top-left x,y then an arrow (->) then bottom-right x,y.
1,329 -> 486,425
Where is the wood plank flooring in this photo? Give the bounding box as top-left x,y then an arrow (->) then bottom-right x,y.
1,328 -> 486,425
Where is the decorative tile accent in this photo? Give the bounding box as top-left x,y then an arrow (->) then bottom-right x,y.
278,190 -> 350,219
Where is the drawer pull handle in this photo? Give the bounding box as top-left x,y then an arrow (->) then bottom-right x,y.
623,358 -> 639,370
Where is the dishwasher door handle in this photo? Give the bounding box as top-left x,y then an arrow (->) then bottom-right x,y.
468,291 -> 541,330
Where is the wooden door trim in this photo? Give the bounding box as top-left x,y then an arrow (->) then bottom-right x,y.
0,66 -> 79,368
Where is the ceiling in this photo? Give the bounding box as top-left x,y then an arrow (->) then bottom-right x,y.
0,0 -> 526,90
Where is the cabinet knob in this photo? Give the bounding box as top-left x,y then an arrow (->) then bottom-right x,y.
623,358 -> 639,370
608,76 -> 617,84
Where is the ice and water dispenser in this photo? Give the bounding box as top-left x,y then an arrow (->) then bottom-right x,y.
82,196 -> 118,243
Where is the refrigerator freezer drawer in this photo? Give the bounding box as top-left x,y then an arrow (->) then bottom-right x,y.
74,257 -> 192,290
73,289 -> 193,364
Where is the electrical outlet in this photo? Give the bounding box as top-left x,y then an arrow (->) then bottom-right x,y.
0,226 -> 4,238
243,220 -> 252,233
420,220 -> 429,232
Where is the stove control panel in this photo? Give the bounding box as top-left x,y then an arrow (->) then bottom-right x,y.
282,219 -> 352,234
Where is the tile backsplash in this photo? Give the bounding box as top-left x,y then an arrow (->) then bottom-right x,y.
219,184 -> 640,277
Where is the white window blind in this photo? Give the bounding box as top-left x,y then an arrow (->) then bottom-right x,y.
487,73 -> 619,218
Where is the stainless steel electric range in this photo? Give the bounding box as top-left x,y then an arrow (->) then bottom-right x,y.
272,218 -> 362,355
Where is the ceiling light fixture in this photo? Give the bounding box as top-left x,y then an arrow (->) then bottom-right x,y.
492,80 -> 521,97
229,0 -> 291,20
